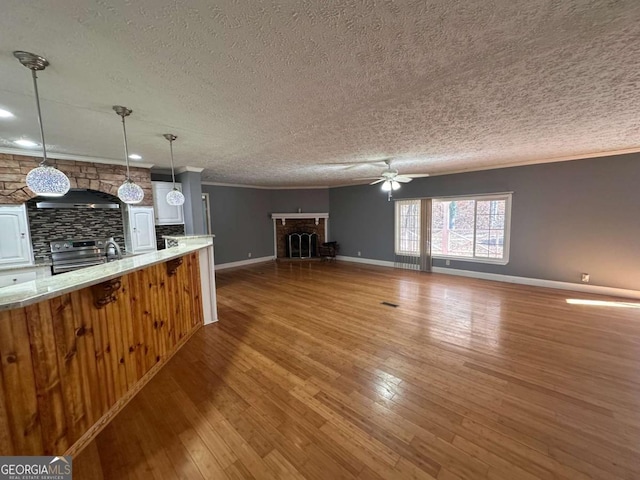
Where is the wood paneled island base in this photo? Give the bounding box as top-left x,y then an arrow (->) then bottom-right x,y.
0,251 -> 205,457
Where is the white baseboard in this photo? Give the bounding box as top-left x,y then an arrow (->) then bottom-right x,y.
215,256 -> 275,271
336,255 -> 640,299
431,267 -> 640,299
336,255 -> 396,268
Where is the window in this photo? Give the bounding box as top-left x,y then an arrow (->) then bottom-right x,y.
395,199 -> 421,255
431,194 -> 511,264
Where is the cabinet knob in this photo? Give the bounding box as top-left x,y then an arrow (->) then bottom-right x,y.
20,233 -> 25,239
12,278 -> 17,282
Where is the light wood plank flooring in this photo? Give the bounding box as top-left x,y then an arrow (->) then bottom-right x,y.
75,261 -> 640,479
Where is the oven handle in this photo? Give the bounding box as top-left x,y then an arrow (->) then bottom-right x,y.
52,260 -> 107,274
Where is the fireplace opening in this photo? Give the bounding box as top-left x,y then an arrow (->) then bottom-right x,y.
287,232 -> 318,258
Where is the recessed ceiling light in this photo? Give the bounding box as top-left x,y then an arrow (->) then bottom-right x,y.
128,154 -> 142,160
0,109 -> 14,118
14,139 -> 38,147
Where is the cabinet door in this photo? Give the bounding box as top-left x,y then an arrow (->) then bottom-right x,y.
152,181 -> 184,225
0,269 -> 37,288
0,205 -> 33,266
130,207 -> 157,253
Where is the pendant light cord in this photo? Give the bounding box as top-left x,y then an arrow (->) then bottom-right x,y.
169,138 -> 177,188
120,114 -> 131,180
31,69 -> 48,167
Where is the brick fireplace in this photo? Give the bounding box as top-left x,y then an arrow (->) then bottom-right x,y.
271,213 -> 329,259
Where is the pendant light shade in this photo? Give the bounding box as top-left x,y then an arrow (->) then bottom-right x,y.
113,106 -> 144,204
163,134 -> 185,206
117,179 -> 145,204
26,165 -> 71,197
14,51 -> 70,197
166,188 -> 185,206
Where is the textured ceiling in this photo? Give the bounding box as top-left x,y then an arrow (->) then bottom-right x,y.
0,1 -> 639,187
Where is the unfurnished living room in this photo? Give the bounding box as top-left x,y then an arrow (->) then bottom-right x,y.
0,1 -> 639,479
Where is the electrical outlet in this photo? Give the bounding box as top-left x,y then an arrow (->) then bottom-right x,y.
581,273 -> 590,283
248,252 -> 252,258
445,259 -> 451,266
357,251 -> 361,257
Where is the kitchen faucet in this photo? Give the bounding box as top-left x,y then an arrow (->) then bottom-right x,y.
105,239 -> 123,261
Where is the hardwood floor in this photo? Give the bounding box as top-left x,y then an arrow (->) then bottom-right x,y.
74,261 -> 640,479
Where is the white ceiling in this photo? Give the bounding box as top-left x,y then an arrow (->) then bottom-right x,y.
1,1 -> 639,187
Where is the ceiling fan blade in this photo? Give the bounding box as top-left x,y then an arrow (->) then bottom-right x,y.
369,178 -> 385,185
342,163 -> 381,171
353,176 -> 384,181
394,176 -> 413,183
319,160 -> 387,167
407,173 -> 430,178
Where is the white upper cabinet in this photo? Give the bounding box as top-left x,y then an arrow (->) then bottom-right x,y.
124,206 -> 157,254
0,205 -> 33,267
152,181 -> 184,225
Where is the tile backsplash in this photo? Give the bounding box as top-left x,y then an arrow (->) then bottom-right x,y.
155,224 -> 185,250
27,199 -> 126,260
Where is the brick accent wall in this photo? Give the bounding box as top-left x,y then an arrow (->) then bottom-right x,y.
0,153 -> 152,206
275,218 -> 325,258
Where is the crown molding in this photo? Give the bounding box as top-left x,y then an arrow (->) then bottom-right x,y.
201,181 -> 330,190
424,146 -> 640,178
176,166 -> 204,174
204,146 -> 640,189
0,147 -> 155,169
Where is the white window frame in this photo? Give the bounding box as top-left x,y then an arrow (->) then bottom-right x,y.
431,193 -> 512,265
394,199 -> 421,256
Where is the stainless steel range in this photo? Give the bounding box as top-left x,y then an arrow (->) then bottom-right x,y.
50,237 -> 122,274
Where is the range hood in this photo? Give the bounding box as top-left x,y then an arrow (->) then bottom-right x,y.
36,190 -> 120,209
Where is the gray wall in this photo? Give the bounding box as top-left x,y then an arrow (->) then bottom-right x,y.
177,171 -> 205,235
202,186 -> 330,265
329,153 -> 640,290
270,189 -> 330,213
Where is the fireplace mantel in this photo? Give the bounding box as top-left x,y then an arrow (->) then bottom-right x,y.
271,212 -> 329,226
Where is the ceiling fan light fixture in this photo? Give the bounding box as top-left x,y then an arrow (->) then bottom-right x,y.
391,180 -> 401,191
113,105 -> 144,204
381,180 -> 392,192
14,51 -> 71,197
163,133 -> 185,207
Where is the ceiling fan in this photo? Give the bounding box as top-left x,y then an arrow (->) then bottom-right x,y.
354,159 -> 429,198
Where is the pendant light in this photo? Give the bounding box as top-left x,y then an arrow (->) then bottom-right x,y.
163,134 -> 185,206
113,106 -> 144,204
13,51 -> 70,197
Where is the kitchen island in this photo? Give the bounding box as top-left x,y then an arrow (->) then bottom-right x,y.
0,235 -> 217,457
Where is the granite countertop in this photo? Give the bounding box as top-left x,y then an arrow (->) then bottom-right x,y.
162,234 -> 216,240
0,238 -> 214,311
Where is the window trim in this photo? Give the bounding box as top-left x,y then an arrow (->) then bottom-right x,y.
431,193 -> 512,265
